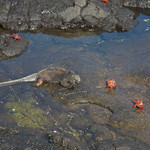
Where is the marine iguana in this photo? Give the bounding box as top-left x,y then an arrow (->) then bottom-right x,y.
0,67 -> 81,89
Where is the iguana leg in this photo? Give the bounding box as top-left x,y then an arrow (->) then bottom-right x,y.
36,78 -> 43,87
60,79 -> 74,89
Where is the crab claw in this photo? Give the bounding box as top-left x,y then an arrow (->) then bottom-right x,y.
131,99 -> 144,111
101,0 -> 108,4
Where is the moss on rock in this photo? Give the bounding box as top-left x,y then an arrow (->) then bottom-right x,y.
5,98 -> 48,128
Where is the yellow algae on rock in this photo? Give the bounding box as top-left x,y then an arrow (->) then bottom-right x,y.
5,98 -> 48,128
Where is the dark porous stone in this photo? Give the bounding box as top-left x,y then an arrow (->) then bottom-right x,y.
115,7 -> 139,32
0,33 -> 29,60
115,19 -> 138,32
0,125 -> 60,150
0,0 -> 149,33
0,126 -> 19,135
48,134 -> 87,150
124,0 -> 150,8
91,142 -> 115,150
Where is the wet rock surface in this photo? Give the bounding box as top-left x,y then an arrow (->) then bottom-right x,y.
49,134 -> 87,150
0,125 -> 60,150
37,55 -> 149,149
0,3 -> 149,149
0,33 -> 29,60
0,31 -> 149,149
123,62 -> 150,87
0,0 -> 148,32
91,139 -> 146,150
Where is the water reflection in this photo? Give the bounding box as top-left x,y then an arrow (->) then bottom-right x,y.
32,27 -> 97,38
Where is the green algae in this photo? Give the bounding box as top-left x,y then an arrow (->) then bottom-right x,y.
5,98 -> 48,128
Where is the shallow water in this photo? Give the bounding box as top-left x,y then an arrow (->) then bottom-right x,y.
0,14 -> 150,148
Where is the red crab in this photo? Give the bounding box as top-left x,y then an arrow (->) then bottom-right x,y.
105,79 -> 117,90
10,33 -> 21,41
131,99 -> 144,111
101,0 -> 108,4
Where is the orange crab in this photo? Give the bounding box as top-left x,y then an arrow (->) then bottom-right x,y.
10,33 -> 21,41
101,0 -> 108,4
131,99 -> 144,111
105,79 -> 117,90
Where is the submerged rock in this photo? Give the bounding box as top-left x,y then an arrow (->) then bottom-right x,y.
5,98 -> 48,128
123,62 -> 150,87
108,110 -> 150,130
